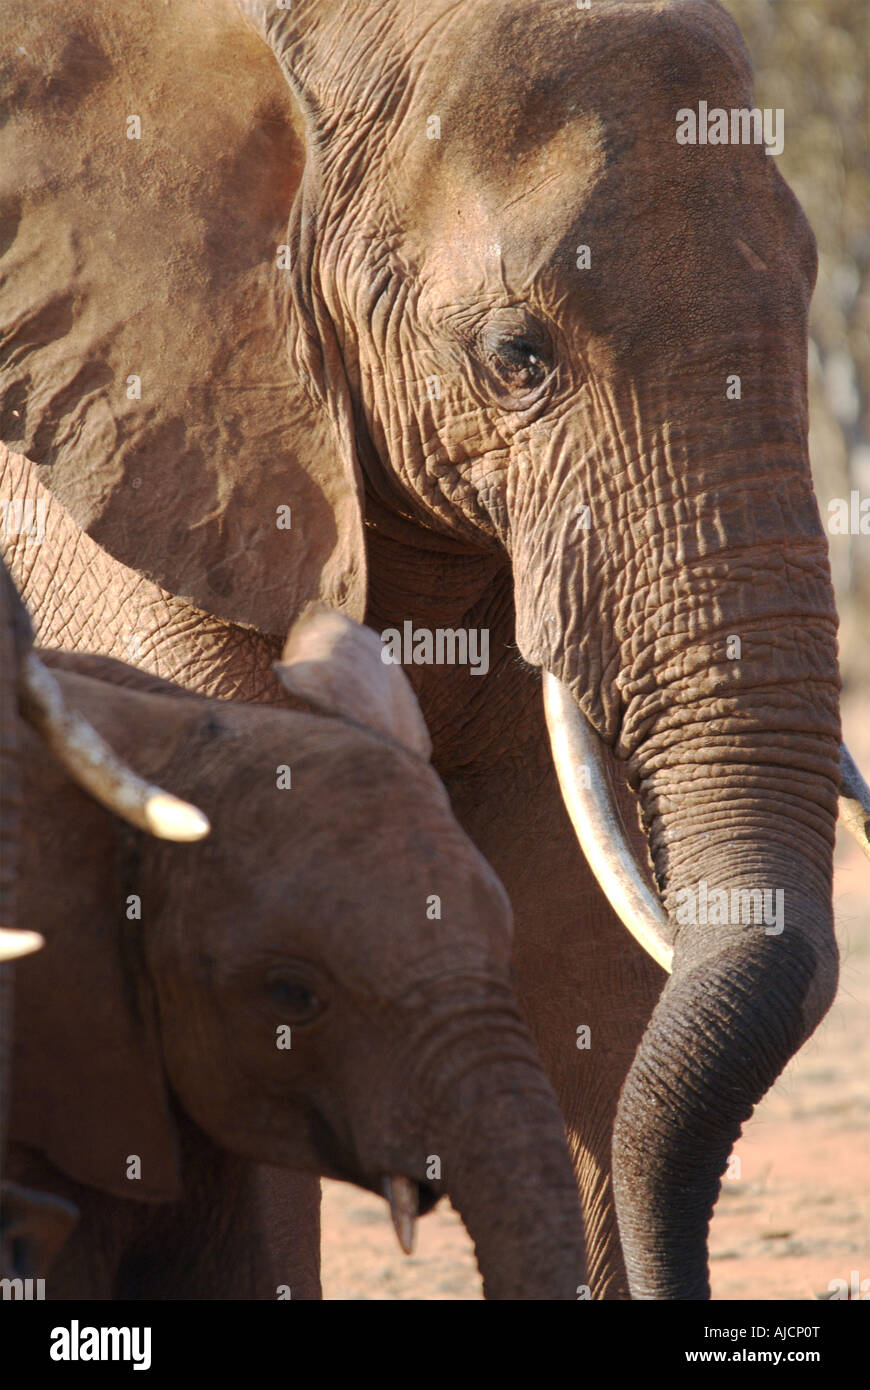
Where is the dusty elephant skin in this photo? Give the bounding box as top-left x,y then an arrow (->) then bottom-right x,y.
0,566 -> 79,1281
1,569 -> 584,1300
0,1 -> 862,1299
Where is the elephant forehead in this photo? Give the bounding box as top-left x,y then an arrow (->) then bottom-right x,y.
398,0 -> 752,256
423,0 -> 751,143
272,855 -> 511,978
169,719 -> 512,977
176,811 -> 513,997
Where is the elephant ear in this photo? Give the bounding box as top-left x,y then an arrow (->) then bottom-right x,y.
276,606 -> 432,760
11,710 -> 183,1203
0,0 -> 366,633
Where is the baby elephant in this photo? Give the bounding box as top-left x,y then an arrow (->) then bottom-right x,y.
4,575 -> 583,1300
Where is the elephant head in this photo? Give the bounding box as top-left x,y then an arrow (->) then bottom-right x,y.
11,602 -> 584,1299
236,0 -> 870,1297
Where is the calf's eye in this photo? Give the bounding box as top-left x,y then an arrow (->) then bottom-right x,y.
267,973 -> 324,1023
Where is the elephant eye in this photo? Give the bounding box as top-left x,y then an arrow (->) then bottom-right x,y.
478,321 -> 551,401
493,338 -> 545,380
266,970 -> 326,1024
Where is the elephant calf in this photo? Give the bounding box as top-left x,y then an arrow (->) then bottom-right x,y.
3,574 -> 583,1299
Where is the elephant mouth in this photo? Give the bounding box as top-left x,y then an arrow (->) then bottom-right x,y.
306,1109 -> 440,1250
348,1167 -> 440,1255
379,1174 -> 441,1255
541,672 -> 870,973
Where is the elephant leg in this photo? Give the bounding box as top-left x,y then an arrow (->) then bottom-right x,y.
10,1140 -> 321,1300
444,707 -> 665,1298
108,1168 -> 321,1300
115,1131 -> 322,1301
252,1167 -> 322,1302
110,1164 -> 320,1300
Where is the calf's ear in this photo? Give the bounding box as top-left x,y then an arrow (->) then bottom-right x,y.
275,606 -> 432,760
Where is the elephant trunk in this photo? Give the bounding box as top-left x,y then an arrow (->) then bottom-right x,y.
612,747 -> 839,1297
446,1073 -> 585,1300
518,415 -> 844,1296
410,985 -> 585,1299
607,552 -> 841,1297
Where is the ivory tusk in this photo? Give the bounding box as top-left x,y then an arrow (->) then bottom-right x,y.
0,927 -> 44,960
543,681 -> 870,967
19,652 -> 210,843
381,1174 -> 418,1256
839,743 -> 870,864
542,673 -> 674,974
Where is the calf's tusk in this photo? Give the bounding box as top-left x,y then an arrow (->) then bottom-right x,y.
0,928 -> 44,960
381,1174 -> 418,1255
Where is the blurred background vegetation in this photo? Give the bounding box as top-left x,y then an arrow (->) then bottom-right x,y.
722,0 -> 870,686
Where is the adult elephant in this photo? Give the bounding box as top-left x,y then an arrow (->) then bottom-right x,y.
2,0 -> 869,1297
